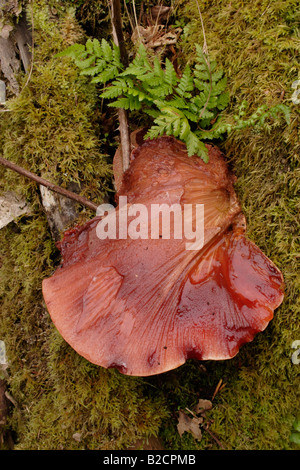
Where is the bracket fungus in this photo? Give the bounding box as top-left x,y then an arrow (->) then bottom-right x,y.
42,136 -> 284,376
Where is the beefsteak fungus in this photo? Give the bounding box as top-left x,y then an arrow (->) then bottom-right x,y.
42,137 -> 284,376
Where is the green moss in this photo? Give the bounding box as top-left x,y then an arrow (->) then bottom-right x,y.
1,0 -> 299,450
9,327 -> 168,450
0,1 -> 112,208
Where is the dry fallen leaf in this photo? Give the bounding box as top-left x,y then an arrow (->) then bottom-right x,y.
0,24 -> 13,39
177,397 -> 214,442
148,28 -> 182,49
131,25 -> 182,49
177,410 -> 203,442
194,399 -> 212,415
151,5 -> 171,21
72,432 -> 82,442
0,191 -> 30,230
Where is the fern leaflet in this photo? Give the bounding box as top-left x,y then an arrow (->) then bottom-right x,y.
57,40 -> 291,162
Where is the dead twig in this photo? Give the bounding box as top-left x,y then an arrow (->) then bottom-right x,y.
4,391 -> 19,409
0,156 -> 98,211
122,0 -> 135,32
132,0 -> 141,40
109,0 -> 131,173
211,378 -> 226,401
203,422 -> 226,449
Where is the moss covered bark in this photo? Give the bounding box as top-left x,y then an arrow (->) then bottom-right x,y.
0,0 -> 299,450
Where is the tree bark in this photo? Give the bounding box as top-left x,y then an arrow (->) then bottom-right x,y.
110,0 -> 131,173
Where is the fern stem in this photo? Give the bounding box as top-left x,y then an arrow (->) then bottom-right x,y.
117,108 -> 131,172
194,0 -> 212,122
197,63 -> 212,122
195,0 -> 208,54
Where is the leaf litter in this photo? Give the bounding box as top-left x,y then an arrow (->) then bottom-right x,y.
177,398 -> 212,443
177,379 -> 226,446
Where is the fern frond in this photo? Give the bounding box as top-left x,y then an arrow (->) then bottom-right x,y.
211,76 -> 227,95
75,55 -> 96,70
194,67 -> 210,82
85,38 -> 94,55
176,65 -> 193,98
182,110 -> 199,123
146,83 -> 171,99
145,123 -> 166,139
141,73 -> 164,87
109,95 -> 142,111
195,119 -> 233,140
268,103 -> 291,125
121,65 -> 145,79
161,106 -> 185,119
108,97 -> 131,110
101,39 -> 113,62
165,58 -> 178,88
211,69 -> 224,83
55,43 -> 86,59
144,108 -> 161,118
56,36 -> 290,165
92,38 -> 102,57
112,43 -> 121,66
179,118 -> 190,140
153,56 -> 165,81
191,92 -> 209,112
172,117 -> 182,137
199,109 -> 215,120
193,78 -> 211,94
165,97 -> 188,109
126,87 -> 148,102
195,45 -> 211,74
216,92 -> 230,110
91,66 -> 120,84
79,62 -> 104,76
185,131 -> 208,160
145,108 -> 185,142
100,83 -> 125,99
125,43 -> 152,74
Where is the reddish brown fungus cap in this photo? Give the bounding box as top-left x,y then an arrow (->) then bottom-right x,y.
42,137 -> 284,376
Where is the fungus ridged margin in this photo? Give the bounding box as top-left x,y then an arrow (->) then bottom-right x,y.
42,136 -> 284,376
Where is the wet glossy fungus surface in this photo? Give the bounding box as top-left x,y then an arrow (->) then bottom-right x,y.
42,137 -> 284,376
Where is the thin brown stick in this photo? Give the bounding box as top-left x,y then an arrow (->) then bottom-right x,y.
122,0 -> 134,33
0,156 -> 98,211
110,0 -> 131,172
132,0 -> 141,40
211,378 -> 223,401
117,108 -> 131,173
203,423 -> 226,450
